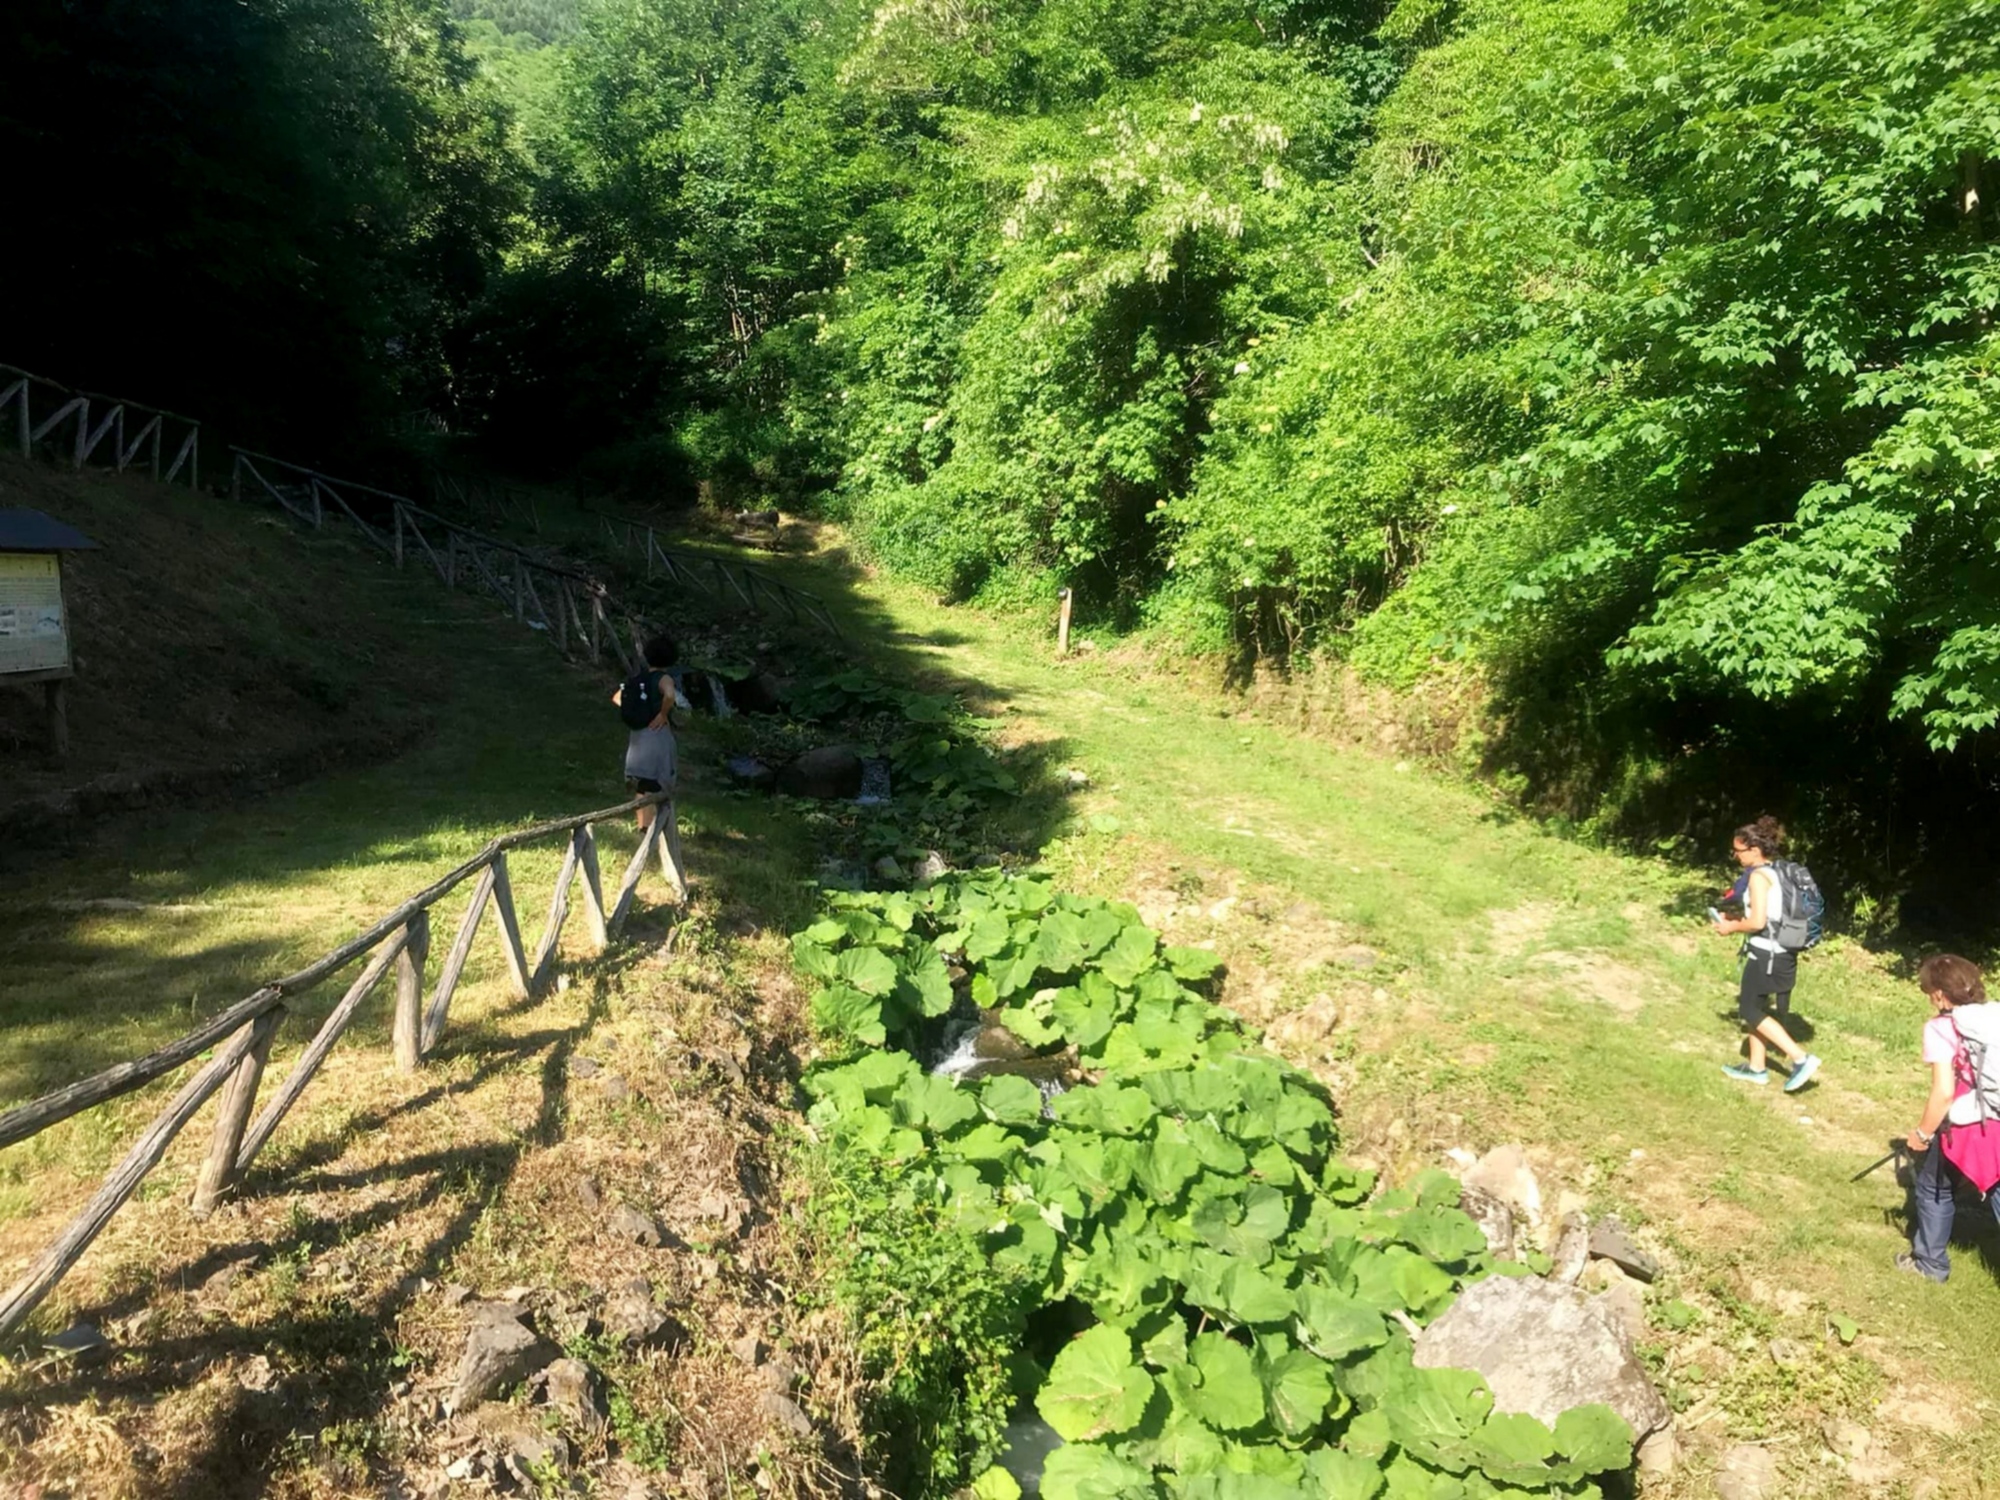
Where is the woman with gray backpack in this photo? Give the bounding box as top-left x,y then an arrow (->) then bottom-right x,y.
1711,815 -> 1824,1092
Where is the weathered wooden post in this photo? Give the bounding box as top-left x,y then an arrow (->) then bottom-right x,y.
392,909 -> 432,1071
1057,586 -> 1074,656
394,505 -> 405,569
190,1007 -> 283,1216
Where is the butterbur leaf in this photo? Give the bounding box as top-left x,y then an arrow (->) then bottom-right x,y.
1054,984 -> 1121,1050
970,1466 -> 1023,1500
791,934 -> 838,980
1134,1118 -> 1204,1204
1036,910 -> 1094,972
892,1072 -> 980,1133
898,944 -> 956,1017
964,912 -> 1013,961
811,984 -> 884,1045
1302,1447 -> 1387,1500
1037,1444 -> 1159,1500
981,1074 -> 1046,1127
1220,1262 -> 1296,1325
1164,945 -> 1223,980
1036,1325 -> 1157,1442
1099,923 -> 1160,986
1394,1205 -> 1491,1265
1259,1346 -> 1334,1438
1551,1404 -> 1633,1472
1173,1332 -> 1263,1431
1055,1084 -> 1158,1138
1138,1311 -> 1189,1369
1474,1411 -> 1555,1466
1385,1366 -> 1492,1453
949,1121 -> 1026,1164
1293,1285 -> 1388,1359
835,946 -> 899,997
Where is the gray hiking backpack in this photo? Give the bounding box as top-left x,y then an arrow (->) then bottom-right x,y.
1951,1005 -> 2000,1121
1765,859 -> 1826,952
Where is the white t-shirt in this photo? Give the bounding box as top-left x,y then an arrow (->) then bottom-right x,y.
1923,1011 -> 1988,1127
1745,865 -> 1786,955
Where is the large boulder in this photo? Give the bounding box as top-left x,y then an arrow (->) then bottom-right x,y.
1412,1273 -> 1669,1439
778,746 -> 864,799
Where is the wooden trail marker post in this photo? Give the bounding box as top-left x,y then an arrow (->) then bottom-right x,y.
1057,586 -> 1074,657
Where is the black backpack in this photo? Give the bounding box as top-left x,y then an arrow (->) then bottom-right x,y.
618,667 -> 666,730
1767,859 -> 1826,951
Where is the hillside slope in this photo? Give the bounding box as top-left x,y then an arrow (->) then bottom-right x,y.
0,456 -> 442,845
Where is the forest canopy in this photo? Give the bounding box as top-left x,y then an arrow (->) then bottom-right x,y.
5,0 -> 1998,902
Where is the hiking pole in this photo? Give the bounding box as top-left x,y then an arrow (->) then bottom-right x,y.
1851,1142 -> 1910,1182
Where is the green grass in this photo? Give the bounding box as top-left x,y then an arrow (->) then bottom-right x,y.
738,549 -> 2000,1490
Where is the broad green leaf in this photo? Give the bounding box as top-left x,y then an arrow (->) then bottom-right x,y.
1550,1404 -> 1634,1472
1138,1311 -> 1189,1369
791,934 -> 838,980
1098,923 -> 1160,986
1164,946 -> 1223,980
1302,1446 -> 1387,1500
949,1121 -> 1027,1165
1054,1084 -> 1158,1138
1351,1245 -> 1455,1318
891,1071 -> 980,1133
835,946 -> 899,997
980,1073 -> 1046,1127
1171,1332 -> 1263,1432
1037,1443 -> 1158,1500
964,912 -> 1012,962
897,943 -> 956,1017
810,984 -> 884,1046
1036,1324 -> 1157,1442
1220,1262 -> 1296,1325
1134,1118 -> 1204,1204
1294,1284 -> 1388,1359
1259,1346 -> 1334,1438
1036,910 -> 1094,973
1183,1119 -> 1249,1175
1075,1239 -> 1172,1326
1053,983 -> 1121,1050
970,1466 -> 1023,1500
1473,1411 -> 1554,1466
1394,1206 -> 1490,1265
1383,1366 -> 1493,1453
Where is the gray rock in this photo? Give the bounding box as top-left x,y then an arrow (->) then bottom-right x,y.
914,850 -> 949,883
575,1174 -> 604,1212
1714,1442 -> 1779,1500
43,1323 -> 112,1365
537,1357 -> 607,1437
777,746 -> 863,799
1412,1273 -> 1669,1439
725,755 -> 777,791
597,1072 -> 633,1104
759,1392 -> 814,1439
571,1057 -> 603,1079
731,1333 -> 766,1367
237,1354 -> 279,1394
1587,1216 -> 1660,1283
1458,1186 -> 1518,1262
448,1311 -> 550,1412
1336,945 -> 1381,969
1768,1337 -> 1807,1368
1548,1212 -> 1591,1285
474,1401 -> 572,1483
1462,1144 -> 1543,1228
1635,1424 -> 1679,1477
1062,768 -> 1091,791
603,1279 -> 684,1350
608,1203 -> 673,1248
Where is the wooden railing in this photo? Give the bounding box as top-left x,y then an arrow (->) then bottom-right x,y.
0,793 -> 687,1342
594,512 -> 843,639
0,364 -> 200,487
429,469 -> 543,535
231,448 -> 648,671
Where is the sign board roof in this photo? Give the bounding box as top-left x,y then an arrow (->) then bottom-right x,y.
0,509 -> 98,552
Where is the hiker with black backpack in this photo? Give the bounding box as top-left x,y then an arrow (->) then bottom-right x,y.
612,634 -> 682,830
1896,954 -> 2000,1282
1711,816 -> 1824,1092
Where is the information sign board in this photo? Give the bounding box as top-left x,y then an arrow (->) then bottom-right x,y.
0,553 -> 70,676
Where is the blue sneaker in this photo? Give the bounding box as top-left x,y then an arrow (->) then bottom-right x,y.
1784,1054 -> 1822,1092
1722,1064 -> 1770,1085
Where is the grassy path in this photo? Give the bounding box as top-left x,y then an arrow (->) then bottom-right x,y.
786,557 -> 2000,1495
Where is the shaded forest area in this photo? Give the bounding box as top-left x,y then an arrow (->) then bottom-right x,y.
5,0 -> 1999,930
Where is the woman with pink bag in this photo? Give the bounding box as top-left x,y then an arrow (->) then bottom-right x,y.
1897,954 -> 2000,1282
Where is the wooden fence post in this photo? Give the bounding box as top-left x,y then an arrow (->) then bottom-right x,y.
608,819 -> 662,936
394,505 -> 405,569
392,909 -> 431,1071
530,834 -> 582,992
488,853 -> 532,999
575,825 -> 609,951
190,1007 -> 283,1217
423,862 -> 495,1053
0,1021 -> 264,1340
658,801 -> 688,903
1057,587 -> 1074,656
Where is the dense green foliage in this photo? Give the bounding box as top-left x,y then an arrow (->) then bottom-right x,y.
531,0 -> 2000,908
795,871 -> 1636,1497
0,0 -> 521,453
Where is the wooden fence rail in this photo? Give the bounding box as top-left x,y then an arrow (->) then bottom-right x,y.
593,513 -> 843,640
230,448 -> 648,673
0,364 -> 200,487
0,792 -> 686,1343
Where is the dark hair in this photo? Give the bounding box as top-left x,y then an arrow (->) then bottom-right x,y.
1732,815 -> 1784,857
1918,954 -> 1987,1007
642,634 -> 678,669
